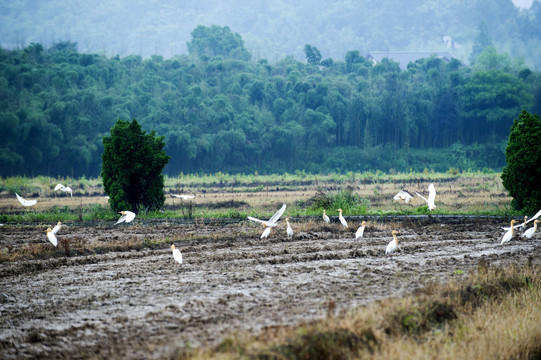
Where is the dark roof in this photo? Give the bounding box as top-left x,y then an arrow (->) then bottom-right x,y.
367,51 -> 453,70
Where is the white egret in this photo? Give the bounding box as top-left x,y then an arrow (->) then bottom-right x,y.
260,226 -> 272,239
338,208 -> 348,228
248,204 -> 287,238
322,210 -> 330,223
171,244 -> 183,264
116,210 -> 136,224
393,190 -> 413,204
501,219 -> 517,245
286,218 -> 293,239
415,183 -> 436,210
54,183 -> 72,197
172,194 -> 195,200
15,193 -> 37,207
52,221 -> 62,234
355,221 -> 367,240
46,228 -> 58,247
522,220 -> 539,239
503,210 -> 541,231
502,210 -> 541,230
385,230 -> 399,255
501,216 -> 527,231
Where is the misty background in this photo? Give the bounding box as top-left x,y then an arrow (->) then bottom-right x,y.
1,0 -> 540,68
0,0 -> 540,178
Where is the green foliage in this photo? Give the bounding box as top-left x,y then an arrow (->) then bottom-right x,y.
470,20 -> 493,64
101,119 -> 170,212
310,188 -> 369,214
0,33 -> 536,177
501,110 -> 541,214
187,25 -> 251,61
304,44 -> 321,65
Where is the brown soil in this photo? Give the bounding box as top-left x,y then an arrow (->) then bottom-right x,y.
1,217 -> 539,359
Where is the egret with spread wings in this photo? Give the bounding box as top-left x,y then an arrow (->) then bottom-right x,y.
415,183 -> 436,210
248,204 -> 287,238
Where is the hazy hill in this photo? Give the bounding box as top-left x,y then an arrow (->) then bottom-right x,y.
1,0 -> 541,68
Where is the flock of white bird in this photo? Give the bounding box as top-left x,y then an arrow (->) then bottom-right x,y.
247,183 -> 540,256
14,185 -> 195,265
13,182 -> 541,263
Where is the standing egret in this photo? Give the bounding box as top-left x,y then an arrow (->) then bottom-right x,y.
415,183 -> 436,210
393,190 -> 413,204
248,204 -> 287,238
15,193 -> 37,207
171,244 -> 182,264
54,183 -> 72,197
338,208 -> 348,228
501,220 -> 517,245
385,230 -> 399,255
322,210 -> 330,223
522,220 -> 539,239
116,210 -> 136,224
172,194 -> 195,200
52,221 -> 62,234
46,228 -> 58,247
286,218 -> 293,239
355,221 -> 367,240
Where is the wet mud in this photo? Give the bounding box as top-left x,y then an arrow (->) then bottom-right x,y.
1,217 -> 540,359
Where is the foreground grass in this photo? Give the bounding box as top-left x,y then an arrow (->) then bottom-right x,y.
181,262 -> 541,360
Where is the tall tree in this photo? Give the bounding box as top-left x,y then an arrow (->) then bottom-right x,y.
304,44 -> 322,65
187,25 -> 251,61
501,110 -> 541,214
101,119 -> 170,212
470,20 -> 493,65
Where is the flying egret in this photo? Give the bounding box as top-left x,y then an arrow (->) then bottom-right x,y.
522,220 -> 539,239
286,218 -> 293,239
393,190 -> 413,204
15,193 -> 37,207
415,183 -> 436,210
172,194 -> 195,200
385,230 -> 399,255
248,204 -> 287,238
322,210 -> 330,223
260,226 -> 272,239
501,219 -> 517,245
116,210 -> 136,224
54,183 -> 72,197
355,221 -> 367,240
171,244 -> 183,264
46,228 -> 58,247
52,221 -> 62,235
338,208 -> 348,228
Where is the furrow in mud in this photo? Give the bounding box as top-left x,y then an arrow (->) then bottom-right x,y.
1,218 -> 540,359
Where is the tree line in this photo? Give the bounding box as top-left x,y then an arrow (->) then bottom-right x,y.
0,26 -> 539,177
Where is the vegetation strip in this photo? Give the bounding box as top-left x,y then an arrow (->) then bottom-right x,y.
185,263 -> 541,360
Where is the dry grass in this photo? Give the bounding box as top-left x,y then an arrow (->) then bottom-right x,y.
182,263 -> 541,360
0,172 -> 511,216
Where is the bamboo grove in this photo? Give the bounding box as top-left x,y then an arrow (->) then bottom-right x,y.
1,28 -> 539,177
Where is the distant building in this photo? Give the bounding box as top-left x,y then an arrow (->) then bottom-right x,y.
367,51 -> 454,70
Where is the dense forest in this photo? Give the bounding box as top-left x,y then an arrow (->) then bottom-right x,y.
0,24 -> 539,177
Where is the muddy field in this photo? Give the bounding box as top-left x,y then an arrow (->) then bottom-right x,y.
1,215 -> 540,359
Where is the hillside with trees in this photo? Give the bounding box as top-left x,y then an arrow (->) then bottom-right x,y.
0,22 -> 538,177
1,0 -> 541,69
